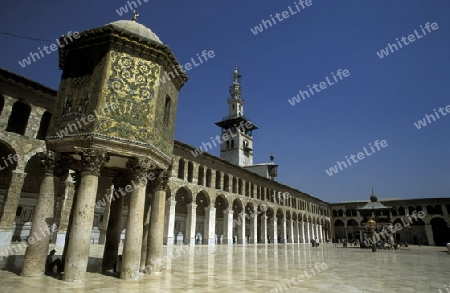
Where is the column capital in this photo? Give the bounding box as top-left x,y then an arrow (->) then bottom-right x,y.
54,153 -> 72,177
38,151 -> 56,175
152,167 -> 171,191
127,157 -> 155,184
77,148 -> 109,176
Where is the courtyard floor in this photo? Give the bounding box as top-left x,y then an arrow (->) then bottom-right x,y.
0,243 -> 449,293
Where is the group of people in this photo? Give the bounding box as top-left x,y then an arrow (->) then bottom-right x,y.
310,238 -> 320,248
45,249 -> 123,276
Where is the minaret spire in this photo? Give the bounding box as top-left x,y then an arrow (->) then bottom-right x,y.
230,65 -> 242,100
215,66 -> 258,166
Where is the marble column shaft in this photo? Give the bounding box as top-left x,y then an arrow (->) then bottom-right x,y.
121,158 -> 151,280
64,149 -> 108,282
0,171 -> 27,245
184,203 -> 197,246
237,212 -> 246,244
102,178 -> 125,270
163,198 -> 176,245
22,153 -> 56,276
260,214 -> 267,244
250,210 -> 258,244
204,205 -> 216,245
145,169 -> 169,274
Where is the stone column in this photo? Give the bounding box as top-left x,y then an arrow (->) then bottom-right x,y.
204,205 -> 216,245
163,197 -> 176,245
55,172 -> 75,246
0,170 -> 27,245
97,185 -> 113,245
145,168 -> 170,274
0,95 -> 15,130
260,213 -> 267,244
280,218 -> 287,244
301,221 -> 305,243
121,158 -> 152,280
288,219 -> 295,244
223,209 -> 233,245
102,176 -> 126,271
24,106 -> 45,138
140,194 -> 152,271
22,152 -> 57,276
271,217 -> 278,244
237,212 -> 246,244
306,221 -> 310,243
425,224 -> 435,246
184,203 -> 197,246
64,149 -> 109,282
319,224 -> 324,243
249,210 -> 258,244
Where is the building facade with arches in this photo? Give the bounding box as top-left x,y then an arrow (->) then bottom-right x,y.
331,197 -> 450,246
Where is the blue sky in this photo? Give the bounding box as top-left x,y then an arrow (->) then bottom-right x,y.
0,0 -> 449,203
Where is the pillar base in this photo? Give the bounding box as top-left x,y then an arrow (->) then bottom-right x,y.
223,239 -> 233,245
185,238 -> 195,246
204,238 -> 215,246
164,237 -> 174,246
249,238 -> 258,245
0,230 -> 13,246
259,239 -> 268,244
237,238 -> 246,245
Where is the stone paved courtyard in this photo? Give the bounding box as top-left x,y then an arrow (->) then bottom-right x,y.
0,243 -> 449,293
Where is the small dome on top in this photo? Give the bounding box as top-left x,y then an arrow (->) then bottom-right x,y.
370,189 -> 378,202
107,20 -> 163,44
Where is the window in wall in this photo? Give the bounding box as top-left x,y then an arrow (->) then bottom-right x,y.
36,111 -> 52,140
6,101 -> 31,135
163,96 -> 171,126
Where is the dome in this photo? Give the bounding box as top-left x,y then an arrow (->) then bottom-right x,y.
107,20 -> 163,45
370,189 -> 378,202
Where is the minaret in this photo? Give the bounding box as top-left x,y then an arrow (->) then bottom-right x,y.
215,66 -> 257,166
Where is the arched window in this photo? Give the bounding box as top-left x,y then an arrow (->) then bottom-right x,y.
36,111 -> 52,140
187,161 -> 193,183
223,174 -> 229,191
198,166 -> 204,185
0,94 -> 4,115
215,171 -> 221,189
163,96 -> 171,126
177,158 -> 185,179
205,168 -> 212,188
6,101 -> 31,135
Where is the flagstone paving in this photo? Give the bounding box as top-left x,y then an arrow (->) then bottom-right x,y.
0,243 -> 448,292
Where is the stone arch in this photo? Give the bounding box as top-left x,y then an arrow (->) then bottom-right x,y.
214,194 -> 229,242
430,217 -> 449,246
174,187 -> 193,241
195,190 -> 211,241
196,190 -> 211,216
